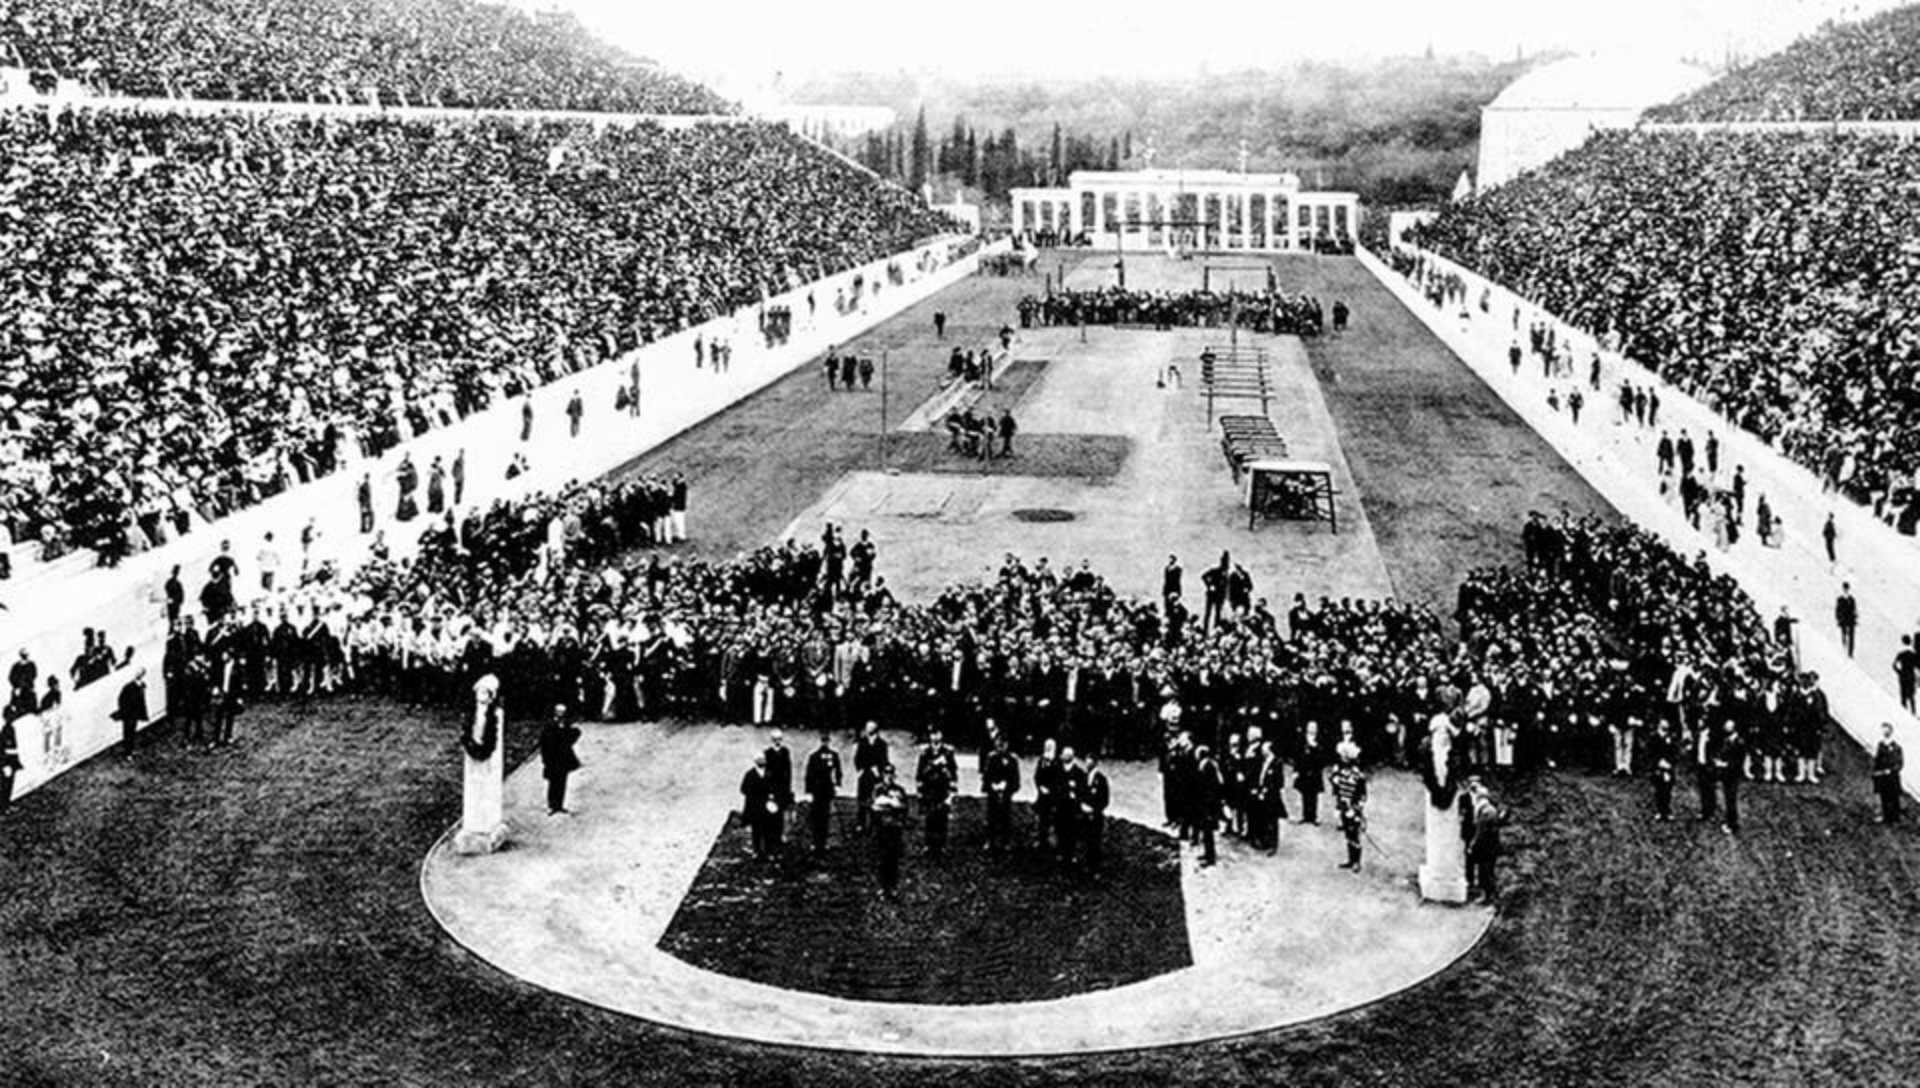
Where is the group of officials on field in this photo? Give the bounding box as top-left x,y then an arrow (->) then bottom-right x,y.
739,722 -> 1112,896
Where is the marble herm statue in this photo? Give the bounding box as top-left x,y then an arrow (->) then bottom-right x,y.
455,673 -> 509,855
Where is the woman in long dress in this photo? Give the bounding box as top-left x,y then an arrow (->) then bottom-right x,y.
40,677 -> 70,771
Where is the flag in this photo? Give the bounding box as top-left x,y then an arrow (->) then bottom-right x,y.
1451,170 -> 1474,202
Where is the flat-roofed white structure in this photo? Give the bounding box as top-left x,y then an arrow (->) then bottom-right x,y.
1011,168 -> 1358,252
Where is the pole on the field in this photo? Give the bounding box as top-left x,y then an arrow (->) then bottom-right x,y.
879,350 -> 889,465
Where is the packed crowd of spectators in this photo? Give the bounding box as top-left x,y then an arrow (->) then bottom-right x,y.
1645,4 -> 1920,122
1453,513 -> 1825,781
0,108 -> 956,559
140,494 -> 1464,764
353,472 -> 686,607
1016,287 -> 1327,335
1404,129 -> 1920,510
68,464 -> 1837,837
0,0 -> 728,112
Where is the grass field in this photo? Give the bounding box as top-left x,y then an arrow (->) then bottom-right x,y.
657,798 -> 1189,1006
4,254 -> 1918,1086
4,700 -> 1916,1086
1271,254 -> 1618,610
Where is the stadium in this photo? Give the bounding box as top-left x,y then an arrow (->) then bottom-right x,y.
3,1 -> 1920,1084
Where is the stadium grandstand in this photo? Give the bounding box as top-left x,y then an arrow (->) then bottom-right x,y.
0,112 -> 954,559
1408,127 -> 1920,508
0,0 -> 730,111
1645,3 -> 1920,121
9,0 -> 1920,1083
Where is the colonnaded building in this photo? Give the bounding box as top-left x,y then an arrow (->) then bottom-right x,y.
1010,168 -> 1360,252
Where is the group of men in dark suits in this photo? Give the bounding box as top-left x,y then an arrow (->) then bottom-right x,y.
738,723 -> 1113,892
1159,723 -> 1321,866
1027,734 -> 1113,871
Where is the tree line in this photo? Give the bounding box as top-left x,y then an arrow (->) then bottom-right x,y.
853,109 -> 1136,202
797,53 -> 1543,209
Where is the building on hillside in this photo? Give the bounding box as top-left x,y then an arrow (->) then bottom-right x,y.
1009,168 -> 1359,253
1475,53 -> 1711,191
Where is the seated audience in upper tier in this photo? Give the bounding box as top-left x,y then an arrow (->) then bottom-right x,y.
0,111 -> 956,560
0,0 -> 729,112
1646,4 -> 1920,122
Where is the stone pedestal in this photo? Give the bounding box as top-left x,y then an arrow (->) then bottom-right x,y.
1418,799 -> 1467,903
454,743 -> 508,855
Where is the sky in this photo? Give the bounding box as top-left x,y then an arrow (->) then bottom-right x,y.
559,0 -> 1903,89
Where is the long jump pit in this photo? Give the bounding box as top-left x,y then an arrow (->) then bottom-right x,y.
422,722 -> 1491,1056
